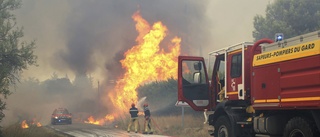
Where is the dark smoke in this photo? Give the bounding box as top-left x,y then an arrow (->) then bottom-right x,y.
4,0 -> 271,127
15,0 -> 271,81
55,0 -> 211,80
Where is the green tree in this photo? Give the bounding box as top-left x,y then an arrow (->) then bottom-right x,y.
0,0 -> 37,125
253,0 -> 320,41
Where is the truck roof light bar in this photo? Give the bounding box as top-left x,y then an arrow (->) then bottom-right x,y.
208,42 -> 253,56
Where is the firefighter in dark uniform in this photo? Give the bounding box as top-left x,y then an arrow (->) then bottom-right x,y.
143,103 -> 153,134
127,103 -> 139,133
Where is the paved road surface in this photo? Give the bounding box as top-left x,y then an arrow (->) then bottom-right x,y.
47,122 -> 272,137
47,122 -> 168,137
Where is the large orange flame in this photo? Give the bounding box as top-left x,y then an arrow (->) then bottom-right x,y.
108,10 -> 181,113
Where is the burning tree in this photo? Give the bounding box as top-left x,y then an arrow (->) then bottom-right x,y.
0,0 -> 37,127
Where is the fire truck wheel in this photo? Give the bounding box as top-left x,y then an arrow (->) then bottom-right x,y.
283,117 -> 313,137
214,116 -> 233,137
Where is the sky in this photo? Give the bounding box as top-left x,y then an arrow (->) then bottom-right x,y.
14,0 -> 272,85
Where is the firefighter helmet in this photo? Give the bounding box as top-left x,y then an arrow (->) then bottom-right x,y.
131,103 -> 135,107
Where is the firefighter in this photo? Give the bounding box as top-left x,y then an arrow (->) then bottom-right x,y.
127,103 -> 139,133
217,72 -> 225,102
143,103 -> 153,134
218,87 -> 225,102
203,109 -> 208,124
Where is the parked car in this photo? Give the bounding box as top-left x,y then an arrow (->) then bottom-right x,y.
51,108 -> 72,125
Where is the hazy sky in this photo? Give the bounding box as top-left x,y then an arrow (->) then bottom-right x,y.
1,0 -> 275,127
15,0 -> 272,85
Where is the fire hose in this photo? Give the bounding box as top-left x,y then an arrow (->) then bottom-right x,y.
150,117 -> 174,137
150,117 -> 165,134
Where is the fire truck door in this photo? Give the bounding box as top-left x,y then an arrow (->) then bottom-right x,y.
227,53 -> 244,100
178,56 -> 210,111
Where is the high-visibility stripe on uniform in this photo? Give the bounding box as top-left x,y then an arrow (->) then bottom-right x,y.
130,110 -> 138,112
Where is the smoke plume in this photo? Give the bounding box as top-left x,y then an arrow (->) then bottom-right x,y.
2,0 -> 271,126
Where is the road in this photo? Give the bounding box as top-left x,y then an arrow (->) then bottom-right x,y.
47,122 -> 271,137
47,122 -> 168,137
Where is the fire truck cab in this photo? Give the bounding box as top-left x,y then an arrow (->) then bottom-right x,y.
178,30 -> 320,137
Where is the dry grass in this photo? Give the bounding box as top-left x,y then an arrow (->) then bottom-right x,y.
116,114 -> 213,137
2,115 -> 213,137
2,123 -> 68,137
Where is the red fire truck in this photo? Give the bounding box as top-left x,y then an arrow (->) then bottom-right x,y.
177,30 -> 320,137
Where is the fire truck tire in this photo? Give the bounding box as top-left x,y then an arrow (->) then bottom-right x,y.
214,116 -> 234,137
283,117 -> 313,137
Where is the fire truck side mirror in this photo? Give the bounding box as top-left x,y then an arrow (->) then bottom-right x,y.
193,72 -> 201,83
194,62 -> 202,70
